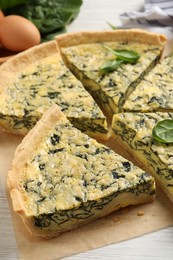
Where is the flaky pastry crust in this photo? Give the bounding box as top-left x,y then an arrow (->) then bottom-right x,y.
55,29 -> 167,48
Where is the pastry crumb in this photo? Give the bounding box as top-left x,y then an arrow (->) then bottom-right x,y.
113,216 -> 123,223
137,210 -> 144,216
121,208 -> 129,214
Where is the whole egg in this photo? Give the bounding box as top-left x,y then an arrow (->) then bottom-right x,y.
0,10 -> 4,44
0,15 -> 41,52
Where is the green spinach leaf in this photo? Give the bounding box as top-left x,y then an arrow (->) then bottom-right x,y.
5,0 -> 83,34
152,119 -> 173,143
100,44 -> 140,74
103,45 -> 140,63
100,59 -> 123,73
113,49 -> 140,63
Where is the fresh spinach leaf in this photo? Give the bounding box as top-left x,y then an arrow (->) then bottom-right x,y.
100,44 -> 140,74
5,0 -> 83,34
113,49 -> 140,63
103,45 -> 140,63
100,59 -> 123,73
152,119 -> 173,143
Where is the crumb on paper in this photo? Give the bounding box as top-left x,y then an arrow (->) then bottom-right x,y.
121,208 -> 129,214
137,210 -> 144,216
113,216 -> 123,223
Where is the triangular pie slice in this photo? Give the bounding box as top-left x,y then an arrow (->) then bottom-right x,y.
8,105 -> 155,238
56,29 -> 166,120
0,41 -> 108,140
123,53 -> 173,112
110,112 -> 173,202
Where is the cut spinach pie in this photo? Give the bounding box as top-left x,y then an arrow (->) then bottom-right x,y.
56,29 -> 166,119
3,29 -> 173,239
8,105 -> 156,238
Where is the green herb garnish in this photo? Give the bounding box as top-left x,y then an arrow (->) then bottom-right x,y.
152,119 -> 173,143
100,44 -> 140,74
112,49 -> 140,63
100,59 -> 123,73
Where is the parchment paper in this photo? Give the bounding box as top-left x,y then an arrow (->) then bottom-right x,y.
1,129 -> 173,260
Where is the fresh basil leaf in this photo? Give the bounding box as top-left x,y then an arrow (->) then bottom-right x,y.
5,0 -> 83,34
100,59 -> 123,73
0,0 -> 29,11
152,119 -> 173,143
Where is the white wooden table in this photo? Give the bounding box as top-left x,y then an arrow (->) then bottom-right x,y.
1,1 -> 173,259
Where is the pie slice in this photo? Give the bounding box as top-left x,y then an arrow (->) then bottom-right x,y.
56,29 -> 166,119
123,53 -> 173,112
0,41 -> 108,140
110,112 -> 173,202
8,105 -> 155,238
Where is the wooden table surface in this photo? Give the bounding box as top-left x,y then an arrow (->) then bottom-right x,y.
1,1 -> 173,259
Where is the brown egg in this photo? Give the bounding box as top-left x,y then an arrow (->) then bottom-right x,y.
0,15 -> 41,52
0,10 -> 5,45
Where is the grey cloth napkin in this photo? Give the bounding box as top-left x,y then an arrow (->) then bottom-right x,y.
120,0 -> 173,38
